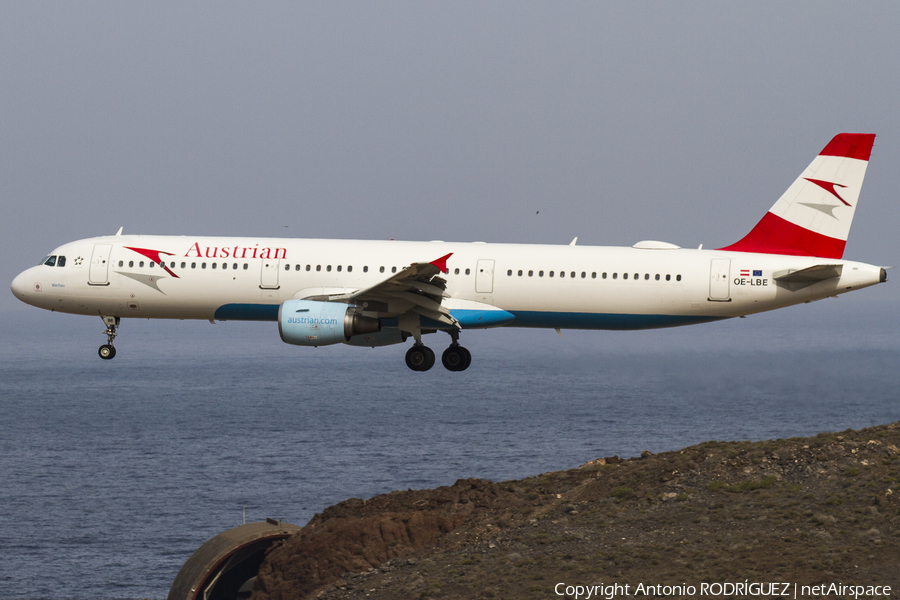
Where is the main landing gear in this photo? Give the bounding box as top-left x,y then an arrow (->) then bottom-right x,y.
404,333 -> 472,372
98,315 -> 119,360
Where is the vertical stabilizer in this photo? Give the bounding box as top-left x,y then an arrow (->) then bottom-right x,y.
719,133 -> 875,258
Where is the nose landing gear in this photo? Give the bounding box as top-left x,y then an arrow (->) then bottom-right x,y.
99,316 -> 119,360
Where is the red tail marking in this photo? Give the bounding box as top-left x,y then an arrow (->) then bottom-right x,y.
430,253 -> 453,273
819,133 -> 875,161
804,178 -> 850,206
718,213 -> 846,259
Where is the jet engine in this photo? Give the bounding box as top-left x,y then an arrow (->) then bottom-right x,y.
278,299 -> 381,346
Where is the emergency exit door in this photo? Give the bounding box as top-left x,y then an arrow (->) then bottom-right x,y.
89,244 -> 112,285
475,259 -> 494,294
709,259 -> 731,301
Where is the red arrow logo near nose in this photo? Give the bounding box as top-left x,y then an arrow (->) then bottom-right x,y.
124,247 -> 180,278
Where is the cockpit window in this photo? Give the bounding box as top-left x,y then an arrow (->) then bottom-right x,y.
57,256 -> 66,267
42,255 -> 57,267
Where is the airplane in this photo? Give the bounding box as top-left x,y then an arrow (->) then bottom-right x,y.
10,133 -> 887,372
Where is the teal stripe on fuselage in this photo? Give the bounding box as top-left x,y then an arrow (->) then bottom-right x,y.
507,311 -> 726,330
214,302 -> 725,331
214,303 -> 279,321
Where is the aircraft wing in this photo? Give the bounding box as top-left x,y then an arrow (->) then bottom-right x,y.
301,253 -> 459,328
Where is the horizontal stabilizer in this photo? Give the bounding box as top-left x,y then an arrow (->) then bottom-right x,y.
773,264 -> 842,283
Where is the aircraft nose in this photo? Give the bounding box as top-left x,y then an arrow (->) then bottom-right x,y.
11,269 -> 32,301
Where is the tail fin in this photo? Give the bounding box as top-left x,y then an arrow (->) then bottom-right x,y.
719,133 -> 875,258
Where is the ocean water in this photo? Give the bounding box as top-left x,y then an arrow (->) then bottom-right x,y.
1,298 -> 898,600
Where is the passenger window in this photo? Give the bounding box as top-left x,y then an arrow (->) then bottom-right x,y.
518,270 -> 523,276
549,271 -> 555,277
380,266 -> 385,273
570,271 -> 575,278
454,268 -> 459,275
233,263 -> 238,270
211,263 -> 217,269
363,266 -> 368,273
306,265 -> 311,271
655,274 -> 660,280
392,267 -> 397,273
316,265 -> 321,272
118,260 -> 123,267
295,264 -> 301,271
170,262 -> 176,268
644,274 -> 649,280
202,263 -> 206,269
591,272 -> 596,279
581,272 -> 586,278
191,262 -> 196,269
507,269 -> 512,276
465,268 -> 470,275
129,261 -> 134,268
623,273 -> 628,280
676,274 -> 682,281
601,272 -> 606,279
337,265 -> 342,272
181,262 -> 186,269
665,274 -> 671,281
347,266 -> 352,272
285,264 -> 290,271
633,273 -> 638,280
613,273 -> 618,279
539,270 -> 544,277
243,263 -> 248,270
139,261 -> 145,268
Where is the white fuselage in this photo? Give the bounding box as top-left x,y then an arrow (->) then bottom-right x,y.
10,234 -> 885,330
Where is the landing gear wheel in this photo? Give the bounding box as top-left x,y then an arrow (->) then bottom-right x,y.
442,345 -> 471,371
98,315 -> 120,360
405,344 -> 435,371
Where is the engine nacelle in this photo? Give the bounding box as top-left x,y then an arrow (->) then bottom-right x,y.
278,299 -> 381,347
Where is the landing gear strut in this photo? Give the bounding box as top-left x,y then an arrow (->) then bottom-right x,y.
441,329 -> 471,372
99,316 -> 119,360
404,333 -> 472,372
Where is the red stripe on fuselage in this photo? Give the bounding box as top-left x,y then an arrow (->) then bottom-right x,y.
717,212 -> 846,258
819,133 -> 875,161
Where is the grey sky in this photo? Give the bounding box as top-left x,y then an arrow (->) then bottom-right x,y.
3,2 -> 898,314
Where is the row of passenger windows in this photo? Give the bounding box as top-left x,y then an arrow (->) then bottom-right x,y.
281,264 -> 475,275
113,259 -> 681,282
116,260 -> 478,276
283,264 -> 400,273
507,269 -> 681,281
118,260 -> 250,270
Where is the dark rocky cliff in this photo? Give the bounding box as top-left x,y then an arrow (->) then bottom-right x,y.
252,422 -> 900,599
